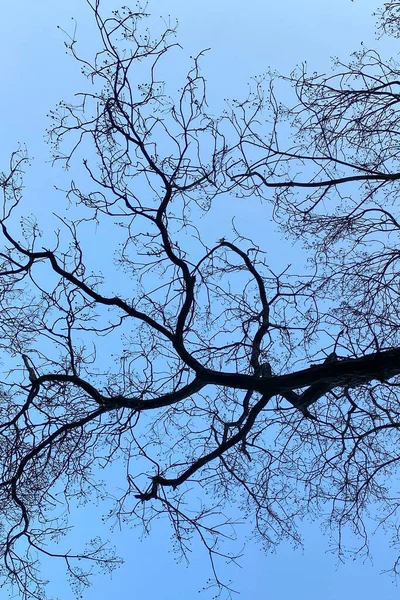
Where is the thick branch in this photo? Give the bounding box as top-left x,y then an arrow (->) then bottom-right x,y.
232,169 -> 400,189
200,347 -> 400,400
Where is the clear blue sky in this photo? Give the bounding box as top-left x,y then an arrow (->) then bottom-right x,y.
1,1 -> 398,599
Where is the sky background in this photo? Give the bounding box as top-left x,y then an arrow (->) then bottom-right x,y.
1,1 -> 400,599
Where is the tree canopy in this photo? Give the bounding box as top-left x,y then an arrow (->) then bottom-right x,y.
2,1 -> 400,597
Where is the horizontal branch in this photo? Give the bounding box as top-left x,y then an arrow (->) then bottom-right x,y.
34,373 -> 205,411
231,169 -> 400,189
200,347 -> 400,400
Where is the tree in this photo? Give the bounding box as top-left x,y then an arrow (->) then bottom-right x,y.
1,0 -> 400,597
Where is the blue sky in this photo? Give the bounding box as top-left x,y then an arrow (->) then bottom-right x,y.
1,1 -> 399,599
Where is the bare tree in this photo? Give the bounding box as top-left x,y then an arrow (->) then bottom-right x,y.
1,1 -> 400,597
